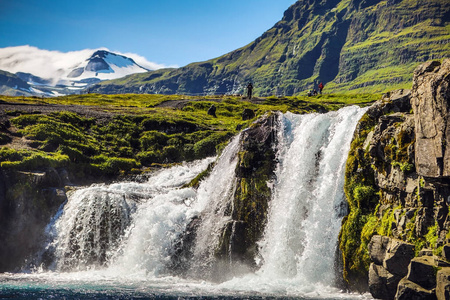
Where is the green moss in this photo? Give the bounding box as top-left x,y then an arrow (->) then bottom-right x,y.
425,221 -> 439,249
92,155 -> 140,176
183,161 -> 215,189
353,185 -> 376,210
0,151 -> 70,170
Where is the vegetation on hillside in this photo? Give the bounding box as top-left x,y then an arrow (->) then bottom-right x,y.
0,93 -> 379,180
91,0 -> 450,96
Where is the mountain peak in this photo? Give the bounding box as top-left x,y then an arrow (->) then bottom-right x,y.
0,46 -> 153,96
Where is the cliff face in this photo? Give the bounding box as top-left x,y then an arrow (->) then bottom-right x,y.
339,59 -> 450,297
92,0 -> 450,96
0,168 -> 68,271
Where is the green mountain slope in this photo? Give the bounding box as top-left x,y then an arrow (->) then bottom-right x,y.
92,0 -> 450,96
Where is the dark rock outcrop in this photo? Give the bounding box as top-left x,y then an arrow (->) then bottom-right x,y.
214,113 -> 278,271
383,239 -> 416,278
368,236 -> 414,299
407,256 -> 438,290
0,168 -> 68,272
369,263 -> 403,300
340,59 -> 450,298
395,278 -> 437,300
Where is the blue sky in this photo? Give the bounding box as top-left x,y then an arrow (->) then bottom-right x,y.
0,0 -> 297,67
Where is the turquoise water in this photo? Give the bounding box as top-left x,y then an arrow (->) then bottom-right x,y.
0,275 -> 371,300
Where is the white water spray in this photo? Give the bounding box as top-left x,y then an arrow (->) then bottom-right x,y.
258,106 -> 367,285
50,157 -> 215,272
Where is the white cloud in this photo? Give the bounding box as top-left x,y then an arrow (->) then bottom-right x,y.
117,51 -> 178,70
0,45 -> 175,85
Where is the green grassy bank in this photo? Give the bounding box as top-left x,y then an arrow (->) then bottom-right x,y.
0,93 -> 380,180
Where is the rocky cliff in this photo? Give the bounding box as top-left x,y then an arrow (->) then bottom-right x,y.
0,167 -> 68,271
339,59 -> 450,299
92,0 -> 450,96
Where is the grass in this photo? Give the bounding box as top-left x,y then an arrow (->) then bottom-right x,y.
1,94 -> 239,108
0,93 -> 380,179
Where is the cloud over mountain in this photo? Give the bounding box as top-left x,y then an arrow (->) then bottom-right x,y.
0,45 -> 173,85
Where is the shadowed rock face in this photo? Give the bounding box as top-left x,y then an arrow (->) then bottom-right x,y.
411,60 -> 450,178
0,168 -> 68,272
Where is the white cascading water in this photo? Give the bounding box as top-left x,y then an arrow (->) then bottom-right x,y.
13,106 -> 371,299
109,134 -> 242,277
49,156 -> 216,273
257,106 -> 367,286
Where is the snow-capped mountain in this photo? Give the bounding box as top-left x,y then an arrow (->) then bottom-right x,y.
66,50 -> 149,81
0,46 -> 166,96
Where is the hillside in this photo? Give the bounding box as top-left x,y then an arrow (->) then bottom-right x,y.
0,70 -> 33,96
91,0 -> 450,96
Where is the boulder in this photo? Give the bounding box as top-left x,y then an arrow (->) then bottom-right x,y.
369,235 -> 391,265
442,244 -> 450,262
436,268 -> 450,300
242,108 -> 255,120
395,277 -> 437,300
411,59 -> 450,178
383,239 -> 415,277
407,256 -> 437,290
169,216 -> 201,276
207,104 -> 217,117
369,263 -> 402,300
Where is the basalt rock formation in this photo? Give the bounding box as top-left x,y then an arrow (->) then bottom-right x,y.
340,59 -> 450,298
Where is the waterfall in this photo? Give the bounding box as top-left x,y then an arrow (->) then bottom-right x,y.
48,157 -> 216,272
258,106 -> 367,285
27,106 -> 369,298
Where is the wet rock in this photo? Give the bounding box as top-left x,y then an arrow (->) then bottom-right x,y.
227,113 -> 279,264
436,268 -> 450,300
0,168 -> 68,272
169,216 -> 201,276
395,277 -> 437,300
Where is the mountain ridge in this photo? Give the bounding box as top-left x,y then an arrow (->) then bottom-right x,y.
0,47 -> 153,96
91,0 -> 450,96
